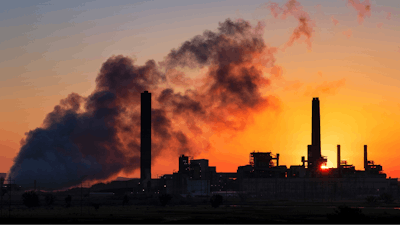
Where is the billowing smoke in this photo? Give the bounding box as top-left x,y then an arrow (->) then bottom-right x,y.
9,18 -> 279,189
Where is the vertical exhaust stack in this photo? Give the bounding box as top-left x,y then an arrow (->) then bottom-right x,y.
312,98 -> 321,160
308,97 -> 322,170
276,154 -> 280,167
364,145 -> 367,171
141,91 -> 152,186
337,145 -> 340,169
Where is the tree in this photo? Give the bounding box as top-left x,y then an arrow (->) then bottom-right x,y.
327,205 -> 366,223
45,193 -> 56,206
65,195 -> 72,208
159,194 -> 172,206
365,196 -> 377,205
380,193 -> 394,204
210,194 -> 223,208
123,194 -> 130,206
22,191 -> 39,208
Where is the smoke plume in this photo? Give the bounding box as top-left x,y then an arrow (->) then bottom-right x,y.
266,0 -> 315,50
346,0 -> 371,25
9,18 -> 279,189
304,79 -> 346,97
331,16 -> 339,26
342,28 -> 353,38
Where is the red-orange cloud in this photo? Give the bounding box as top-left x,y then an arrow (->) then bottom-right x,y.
342,29 -> 353,38
304,79 -> 346,97
266,0 -> 315,50
331,16 -> 339,26
346,0 -> 371,25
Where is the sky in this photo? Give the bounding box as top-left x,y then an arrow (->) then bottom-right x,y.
1,0 -> 400,186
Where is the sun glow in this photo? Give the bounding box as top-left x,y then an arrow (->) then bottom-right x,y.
321,164 -> 328,169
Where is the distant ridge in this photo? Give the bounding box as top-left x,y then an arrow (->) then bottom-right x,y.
114,177 -> 137,181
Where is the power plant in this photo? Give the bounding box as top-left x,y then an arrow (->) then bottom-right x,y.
3,91 -> 396,199
83,96 -> 400,200
154,97 -> 398,199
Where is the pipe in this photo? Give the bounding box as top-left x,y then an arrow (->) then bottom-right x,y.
364,145 -> 367,171
276,154 -> 280,167
337,145 -> 340,169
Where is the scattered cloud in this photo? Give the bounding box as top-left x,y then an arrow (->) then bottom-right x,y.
346,0 -> 371,25
331,16 -> 339,26
342,28 -> 353,38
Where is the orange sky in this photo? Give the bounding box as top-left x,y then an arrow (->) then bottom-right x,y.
1,0 -> 400,183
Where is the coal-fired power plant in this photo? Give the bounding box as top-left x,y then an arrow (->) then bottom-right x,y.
5,94 -> 398,201
141,91 -> 151,187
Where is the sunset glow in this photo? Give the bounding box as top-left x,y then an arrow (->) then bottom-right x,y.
1,0 -> 400,188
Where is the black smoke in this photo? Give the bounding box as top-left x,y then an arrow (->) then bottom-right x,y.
9,18 -> 280,189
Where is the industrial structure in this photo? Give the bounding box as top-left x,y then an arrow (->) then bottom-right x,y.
140,90 -> 152,189
86,97 -> 399,200
153,97 -> 397,199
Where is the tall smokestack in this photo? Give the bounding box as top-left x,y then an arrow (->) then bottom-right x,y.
309,97 -> 322,170
312,98 -> 321,159
364,145 -> 367,171
141,91 -> 151,183
337,145 -> 340,169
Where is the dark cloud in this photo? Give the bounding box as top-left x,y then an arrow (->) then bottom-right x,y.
9,18 -> 280,189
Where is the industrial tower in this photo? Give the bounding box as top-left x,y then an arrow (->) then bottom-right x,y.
141,91 -> 151,188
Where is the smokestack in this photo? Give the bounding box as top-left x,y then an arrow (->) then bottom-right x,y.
312,98 -> 321,160
276,154 -> 280,167
308,97 -> 322,170
364,145 -> 367,171
337,145 -> 340,169
141,91 -> 151,183
301,156 -> 305,167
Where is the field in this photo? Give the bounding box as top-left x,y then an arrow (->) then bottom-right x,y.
1,191 -> 400,223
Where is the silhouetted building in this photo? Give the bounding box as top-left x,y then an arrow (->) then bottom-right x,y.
153,97 -> 398,200
190,159 -> 209,180
141,91 -> 151,187
179,154 -> 190,175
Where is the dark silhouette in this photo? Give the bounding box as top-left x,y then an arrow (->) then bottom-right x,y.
65,195 -> 72,208
21,191 -> 39,208
122,194 -> 129,206
210,194 -> 223,208
141,91 -> 151,186
92,203 -> 100,210
380,193 -> 394,204
44,193 -> 55,206
327,205 -> 366,223
366,195 -> 377,205
159,194 -> 172,206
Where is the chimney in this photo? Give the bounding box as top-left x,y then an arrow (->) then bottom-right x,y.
276,154 -> 280,167
301,156 -> 305,167
309,97 -> 322,170
364,145 -> 367,171
141,91 -> 152,184
337,145 -> 340,169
